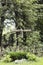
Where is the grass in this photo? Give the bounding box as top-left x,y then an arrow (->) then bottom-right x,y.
0,57 -> 43,65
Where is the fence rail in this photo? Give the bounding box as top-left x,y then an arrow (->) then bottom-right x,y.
3,29 -> 31,35
12,29 -> 31,32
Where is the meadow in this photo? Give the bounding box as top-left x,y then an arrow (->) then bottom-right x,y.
0,57 -> 43,65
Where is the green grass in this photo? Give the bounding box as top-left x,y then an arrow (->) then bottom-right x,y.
0,57 -> 43,65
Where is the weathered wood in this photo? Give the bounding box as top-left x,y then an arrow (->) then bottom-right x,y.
12,29 -> 31,32
3,29 -> 31,35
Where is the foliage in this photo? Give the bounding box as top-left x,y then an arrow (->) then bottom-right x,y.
8,52 -> 27,61
2,55 -> 12,62
2,51 -> 38,62
26,52 -> 37,61
0,0 -> 43,57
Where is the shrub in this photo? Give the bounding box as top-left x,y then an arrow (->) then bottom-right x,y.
2,55 -> 12,62
8,52 -> 27,61
2,51 -> 38,62
26,52 -> 37,61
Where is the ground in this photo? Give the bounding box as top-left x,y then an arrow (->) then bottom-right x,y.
0,57 -> 43,65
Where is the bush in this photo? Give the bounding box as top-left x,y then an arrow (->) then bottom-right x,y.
8,52 -> 27,61
26,52 -> 37,61
2,55 -> 12,62
2,51 -> 38,62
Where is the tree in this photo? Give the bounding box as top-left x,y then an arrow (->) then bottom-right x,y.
0,0 -> 43,54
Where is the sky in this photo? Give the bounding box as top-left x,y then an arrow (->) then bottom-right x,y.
3,19 -> 16,35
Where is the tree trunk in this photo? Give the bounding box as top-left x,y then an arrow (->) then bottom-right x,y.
23,32 -> 27,45
0,16 -> 5,51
